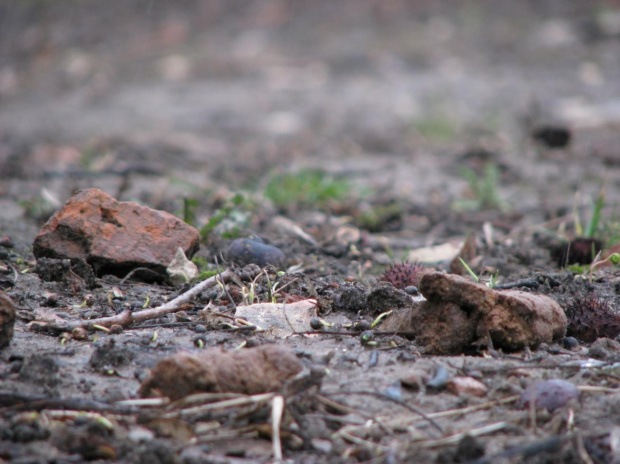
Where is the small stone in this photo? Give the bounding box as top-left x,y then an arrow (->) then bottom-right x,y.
42,290 -> 59,306
311,438 -> 333,454
400,372 -> 427,391
447,376 -> 488,397
456,435 -> 485,461
426,365 -> 450,390
71,327 -> 88,341
404,286 -> 419,295
563,336 -> 579,349
110,325 -> 123,334
227,238 -> 286,269
351,320 -> 371,332
175,311 -> 191,322
519,379 -> 579,412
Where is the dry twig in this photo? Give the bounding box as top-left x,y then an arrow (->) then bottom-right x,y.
30,269 -> 235,332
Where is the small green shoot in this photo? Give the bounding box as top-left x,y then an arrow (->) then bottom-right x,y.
586,190 -> 605,238
182,197 -> 199,226
458,257 -> 479,283
19,196 -> 57,223
142,296 -> 150,309
588,252 -> 620,283
413,113 -> 460,142
310,317 -> 334,330
360,330 -> 377,346
241,282 -> 257,306
235,340 -> 248,350
264,271 -> 281,303
370,310 -> 393,329
196,269 -> 218,281
599,206 -> 620,247
574,188 -> 606,238
92,324 -> 111,333
454,163 -> 506,211
200,193 -> 254,241
192,255 -> 209,269
355,202 -> 404,232
264,169 -> 350,212
73,300 -> 88,309
488,271 -> 500,289
458,257 -> 499,288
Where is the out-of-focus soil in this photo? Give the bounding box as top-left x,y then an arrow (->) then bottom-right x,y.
2,1 -> 620,463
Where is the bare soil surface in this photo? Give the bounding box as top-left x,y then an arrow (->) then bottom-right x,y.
2,1 -> 620,463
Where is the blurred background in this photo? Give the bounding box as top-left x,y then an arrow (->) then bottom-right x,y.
1,0 -> 620,245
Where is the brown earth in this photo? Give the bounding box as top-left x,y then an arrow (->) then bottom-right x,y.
2,1 -> 620,463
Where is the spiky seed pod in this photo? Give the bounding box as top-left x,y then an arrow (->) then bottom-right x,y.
380,261 -> 425,290
565,294 -> 620,343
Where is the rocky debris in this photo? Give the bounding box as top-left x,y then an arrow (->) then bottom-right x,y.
51,417 -> 117,460
166,247 -> 198,285
331,283 -> 368,313
331,281 -> 414,315
564,294 -> 620,343
32,188 -> 200,278
518,379 -> 580,412
489,289 -> 566,351
587,337 -> 620,360
34,257 -> 97,289
19,355 -> 61,391
227,237 -> 286,269
380,272 -> 567,354
234,299 -> 318,336
139,344 -> 303,400
89,339 -> 134,371
0,291 -> 16,349
366,281 -> 413,314
380,261 -> 426,290
446,376 -> 488,397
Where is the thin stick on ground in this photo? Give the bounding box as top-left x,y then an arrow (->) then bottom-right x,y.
325,390 -> 444,434
415,421 -> 508,448
272,395 -> 284,462
30,268 -> 236,332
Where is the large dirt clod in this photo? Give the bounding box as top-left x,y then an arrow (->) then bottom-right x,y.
382,272 -> 567,354
139,344 -> 304,400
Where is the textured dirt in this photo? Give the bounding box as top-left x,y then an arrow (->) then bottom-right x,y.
2,1 -> 620,463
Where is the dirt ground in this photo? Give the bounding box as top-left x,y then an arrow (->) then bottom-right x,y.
2,1 -> 620,463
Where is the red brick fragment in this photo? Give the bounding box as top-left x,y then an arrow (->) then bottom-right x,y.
33,188 -> 199,277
